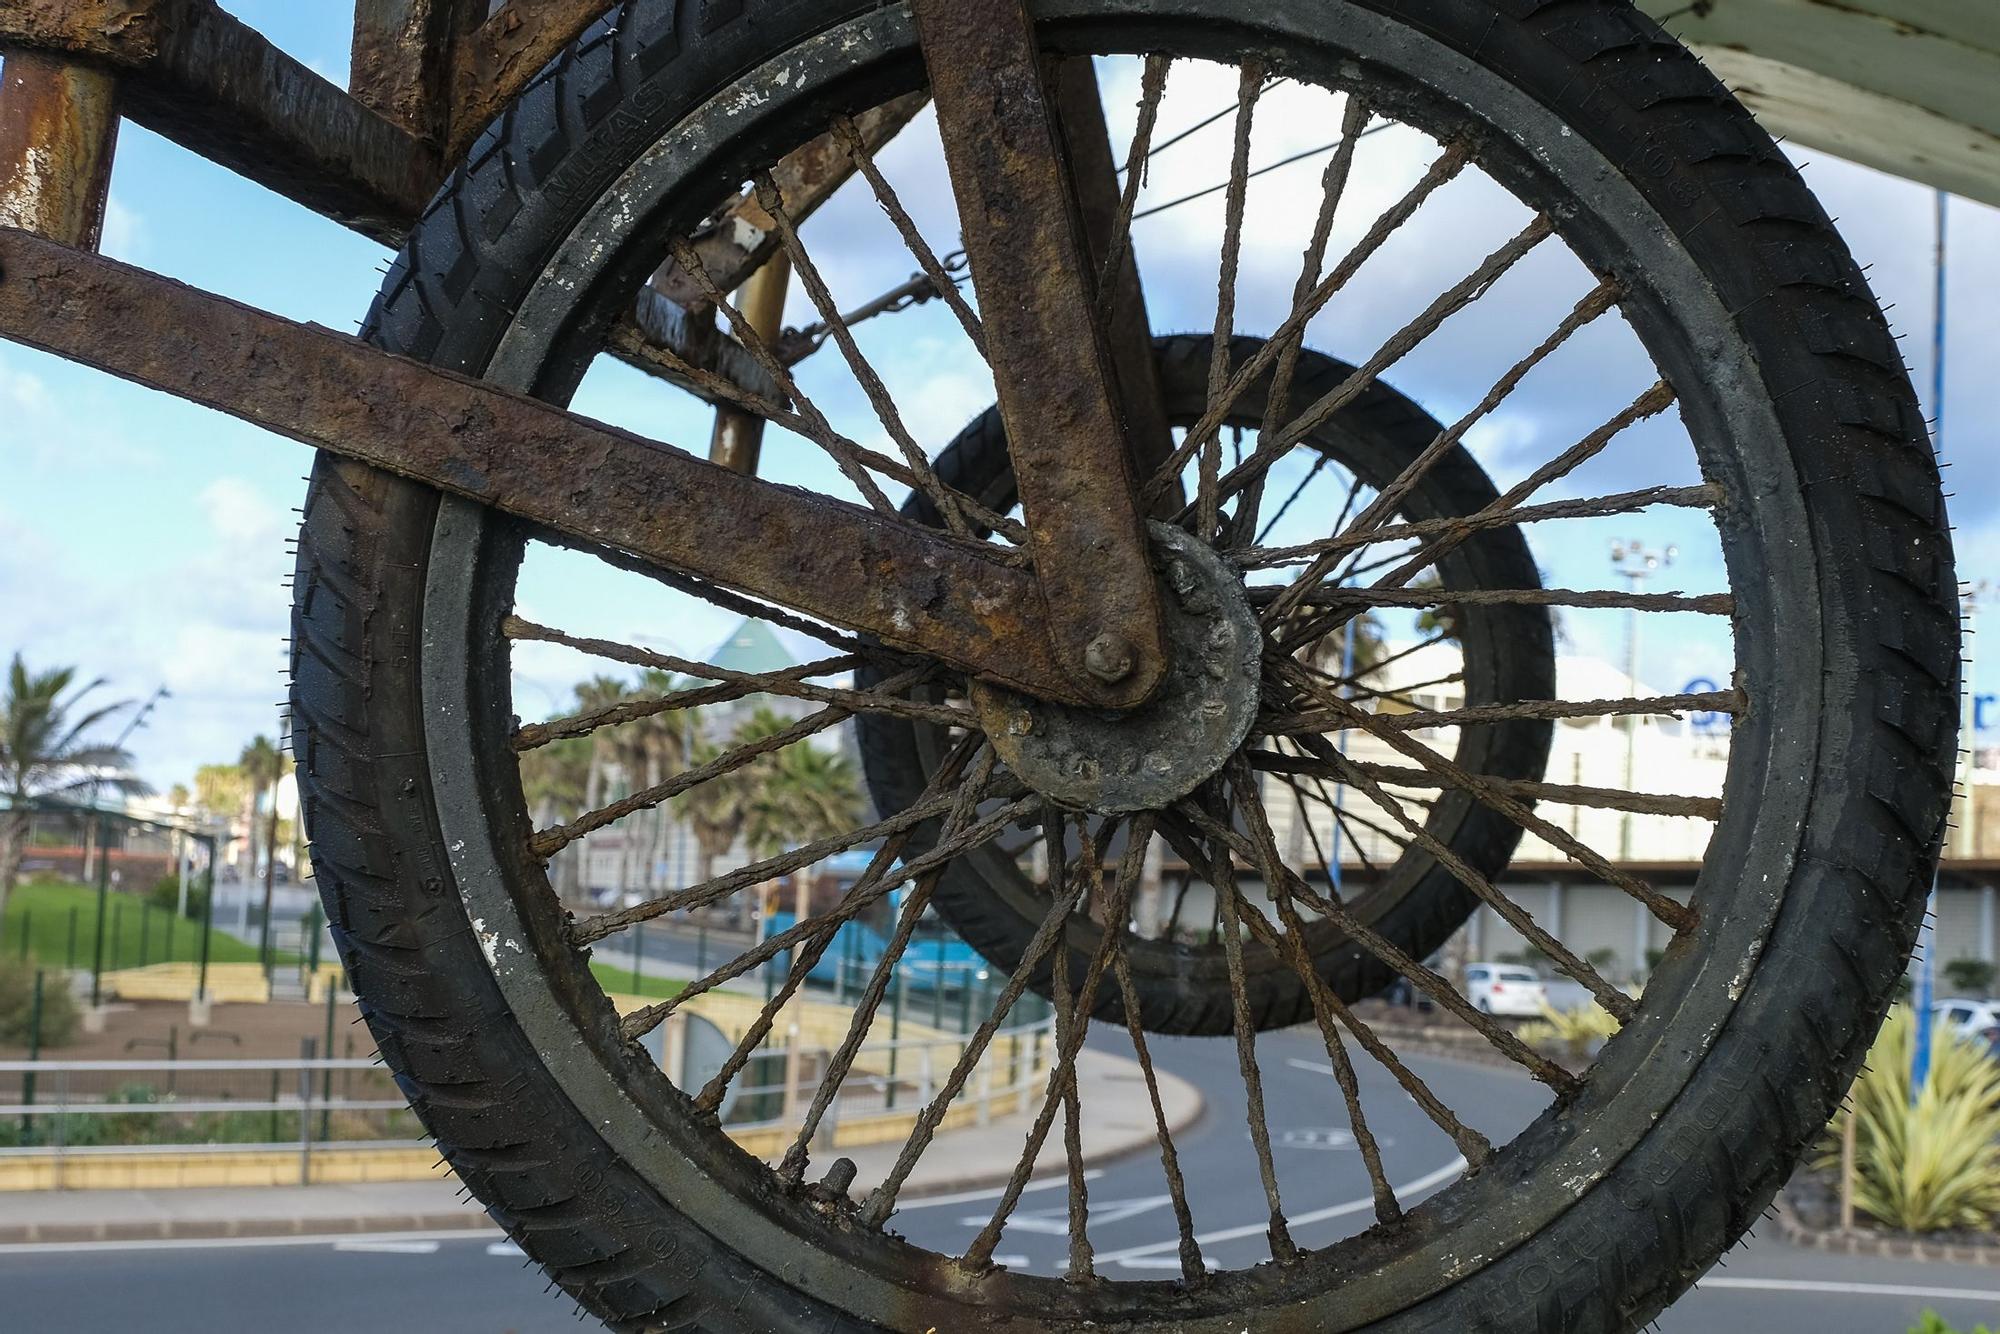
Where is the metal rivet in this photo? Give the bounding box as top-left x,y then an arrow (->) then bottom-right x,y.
1083,632 -> 1136,684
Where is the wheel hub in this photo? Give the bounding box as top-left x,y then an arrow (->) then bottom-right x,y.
969,522 -> 1261,813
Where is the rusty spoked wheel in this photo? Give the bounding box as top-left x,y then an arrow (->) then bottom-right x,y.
291,2 -> 1954,1331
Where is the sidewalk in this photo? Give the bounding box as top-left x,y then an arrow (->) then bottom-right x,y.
0,1047 -> 1200,1244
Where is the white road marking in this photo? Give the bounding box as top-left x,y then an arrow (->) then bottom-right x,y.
892,1170 -> 1103,1211
1112,1254 -> 1214,1271
990,1254 -> 1031,1269
0,1229 -> 501,1256
486,1241 -> 525,1257
1696,1276 -> 2000,1303
333,1239 -> 440,1254
1091,1158 -> 1468,1266
964,1195 -> 1173,1234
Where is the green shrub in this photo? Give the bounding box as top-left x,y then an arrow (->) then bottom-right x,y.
0,957 -> 79,1048
1517,1000 -> 1623,1056
1821,1007 -> 2000,1232
146,875 -> 209,922
1944,958 -> 1997,997
1909,1309 -> 1996,1334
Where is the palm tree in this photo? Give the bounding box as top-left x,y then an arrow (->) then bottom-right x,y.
519,734 -> 592,901
0,654 -> 145,930
239,735 -> 283,959
742,740 -> 864,862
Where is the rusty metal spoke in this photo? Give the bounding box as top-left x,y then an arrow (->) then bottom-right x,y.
1272,379 -> 1678,654
1138,142 -> 1473,507
1276,668 -> 1699,935
666,234 -> 898,514
772,748 -> 992,1184
1229,758 -> 1485,1187
1236,483 -> 1720,568
605,323 -> 1028,544
1196,59 -> 1265,540
618,793 -> 1038,1042
832,114 -> 987,358
1255,585 -> 1732,616
1095,55 -> 1171,322
1265,686 -> 1743,738
1047,819 -> 1093,1279
1281,726 -> 1638,1019
1228,96 -> 1373,545
1201,215 -> 1555,533
1197,789 -> 1297,1263
953,828 -> 1147,1266
1258,281 -> 1621,629
856,821 -> 1117,1228
505,619 -> 966,740
1251,749 -> 1723,822
754,173 -> 976,538
1172,801 -> 1577,1093
1096,819 -> 1204,1281
531,664 -> 930,860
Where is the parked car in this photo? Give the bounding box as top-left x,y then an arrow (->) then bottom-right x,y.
1464,962 -> 1549,1017
1935,997 -> 2000,1040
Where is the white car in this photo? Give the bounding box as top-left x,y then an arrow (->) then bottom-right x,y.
1936,997 -> 2000,1041
1465,963 -> 1549,1017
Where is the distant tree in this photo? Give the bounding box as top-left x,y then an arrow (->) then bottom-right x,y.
0,655 -> 145,932
519,734 -> 592,900
742,734 -> 864,862
1944,958 -> 1997,998
239,735 -> 284,956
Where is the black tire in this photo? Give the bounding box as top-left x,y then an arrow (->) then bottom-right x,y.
858,332 -> 1556,1036
291,2 -> 1955,1331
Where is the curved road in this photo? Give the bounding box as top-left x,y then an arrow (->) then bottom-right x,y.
3,1030 -> 1995,1333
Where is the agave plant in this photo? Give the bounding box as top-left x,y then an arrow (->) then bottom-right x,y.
1822,1006 -> 2000,1233
1517,999 -> 1623,1059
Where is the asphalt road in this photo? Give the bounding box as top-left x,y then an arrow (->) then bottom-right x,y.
6,1031 -> 1997,1333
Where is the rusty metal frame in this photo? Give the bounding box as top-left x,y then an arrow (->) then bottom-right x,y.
911,0 -> 1167,701
0,0 -> 1178,710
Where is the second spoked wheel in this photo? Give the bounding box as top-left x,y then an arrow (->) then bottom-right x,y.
860,332 -> 1555,1035
290,2 -> 1955,1332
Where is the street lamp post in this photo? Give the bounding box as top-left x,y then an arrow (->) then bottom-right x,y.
1609,540 -> 1675,862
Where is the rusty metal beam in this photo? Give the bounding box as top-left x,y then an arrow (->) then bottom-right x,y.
349,0 -> 480,142
1049,57 -> 1177,517
0,0 -> 441,244
446,0 -> 612,159
912,0 -> 1166,707
0,224 -> 1111,706
651,94 -> 928,313
0,50 -> 120,248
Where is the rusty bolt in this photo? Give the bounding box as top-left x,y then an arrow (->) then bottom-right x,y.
1083,632 -> 1136,684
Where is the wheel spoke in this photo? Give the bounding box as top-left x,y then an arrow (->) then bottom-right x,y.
1248,749 -> 1724,821
1235,483 -> 1720,568
1100,817 -> 1205,1282
780,748 -> 1000,1184
1253,586 -> 1732,615
1227,759 -> 1491,1177
1263,686 -> 1743,738
1201,215 -> 1556,527
1171,801 -> 1577,1092
1048,818 -> 1094,1280
1230,95 -> 1372,545
1225,760 -> 1401,1220
856,821 -> 1115,1228
667,236 -> 900,514
1198,786 -> 1297,1263
755,173 -> 976,538
1282,726 -> 1639,1019
618,794 -> 1039,1041
532,665 -> 931,859
956,828 -> 1148,1266
1257,281 -> 1620,628
1197,59 -> 1265,541
1138,142 -> 1473,507
506,620 -> 966,737
832,114 -> 987,358
1094,54 -> 1171,321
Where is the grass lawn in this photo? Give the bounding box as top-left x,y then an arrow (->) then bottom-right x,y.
1,879 -> 292,972
589,960 -> 686,1001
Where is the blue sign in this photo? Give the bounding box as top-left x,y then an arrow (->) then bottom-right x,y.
1680,677 -> 1730,733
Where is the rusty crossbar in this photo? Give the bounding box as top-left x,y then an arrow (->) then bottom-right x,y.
0,224 -> 1111,704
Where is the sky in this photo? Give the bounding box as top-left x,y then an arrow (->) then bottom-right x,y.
2,2 -> 1997,793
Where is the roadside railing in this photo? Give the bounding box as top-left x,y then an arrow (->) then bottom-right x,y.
0,1011 -> 1059,1186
